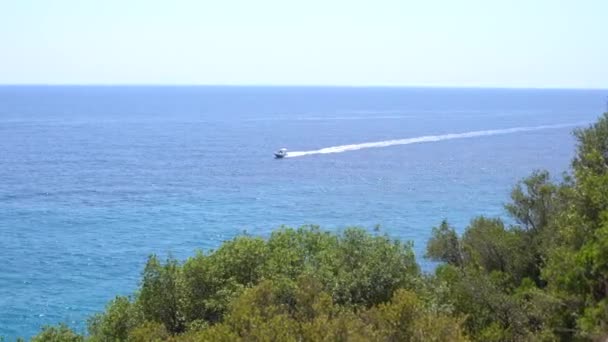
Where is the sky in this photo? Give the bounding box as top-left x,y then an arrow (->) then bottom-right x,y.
1,0 -> 607,88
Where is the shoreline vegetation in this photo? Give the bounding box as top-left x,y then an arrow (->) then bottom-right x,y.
24,113 -> 608,341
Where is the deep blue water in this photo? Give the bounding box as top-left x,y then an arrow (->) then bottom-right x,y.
0,86 -> 605,339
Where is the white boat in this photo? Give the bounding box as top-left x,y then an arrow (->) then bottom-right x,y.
274,148 -> 288,159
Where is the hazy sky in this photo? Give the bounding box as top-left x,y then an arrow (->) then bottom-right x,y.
1,0 -> 607,87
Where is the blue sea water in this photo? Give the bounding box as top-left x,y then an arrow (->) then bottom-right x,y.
0,86 -> 605,339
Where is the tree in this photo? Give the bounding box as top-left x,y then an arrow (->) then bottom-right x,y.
181,252 -> 242,324
367,289 -> 468,342
541,113 -> 608,340
127,321 -> 169,342
30,324 -> 83,342
461,217 -> 527,280
88,296 -> 142,341
138,255 -> 185,334
505,170 -> 556,233
426,220 -> 463,266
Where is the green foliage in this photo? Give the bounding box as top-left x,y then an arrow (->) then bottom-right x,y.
184,278 -> 466,342
138,255 -> 185,334
30,324 -> 83,342
181,251 -> 244,323
263,226 -> 332,280
505,170 -> 556,233
434,266 -> 561,341
505,170 -> 562,286
540,113 -> 608,340
35,226 -> 422,341
127,321 -> 169,342
210,236 -> 268,286
367,289 -> 468,342
462,217 -> 529,280
426,219 -> 463,266
315,227 -> 419,306
87,295 -> 142,341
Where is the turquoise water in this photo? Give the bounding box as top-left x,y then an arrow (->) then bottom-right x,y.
0,86 -> 604,339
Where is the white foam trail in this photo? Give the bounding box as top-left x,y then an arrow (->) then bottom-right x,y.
286,122 -> 585,158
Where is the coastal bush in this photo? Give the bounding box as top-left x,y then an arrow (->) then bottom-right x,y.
30,324 -> 83,342
87,296 -> 142,341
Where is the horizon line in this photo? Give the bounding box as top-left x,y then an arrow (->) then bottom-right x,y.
0,84 -> 607,91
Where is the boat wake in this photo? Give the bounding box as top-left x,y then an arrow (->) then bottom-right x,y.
286,122 -> 585,158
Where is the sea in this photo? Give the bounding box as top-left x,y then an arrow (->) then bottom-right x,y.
0,86 -> 605,339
